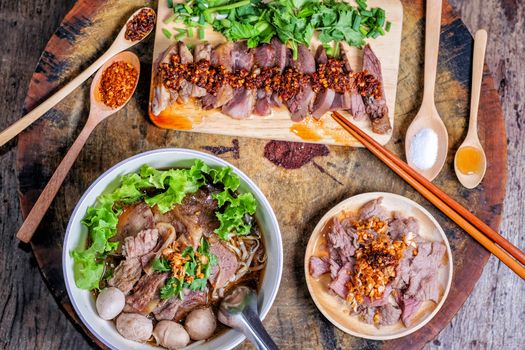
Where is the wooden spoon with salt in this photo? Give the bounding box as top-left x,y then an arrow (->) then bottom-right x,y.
0,7 -> 154,148
404,0 -> 449,181
16,51 -> 140,243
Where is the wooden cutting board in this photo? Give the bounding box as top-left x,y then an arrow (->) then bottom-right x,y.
149,0 -> 403,147
16,0 -> 508,349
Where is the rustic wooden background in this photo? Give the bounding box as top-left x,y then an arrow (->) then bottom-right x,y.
0,1 -> 523,350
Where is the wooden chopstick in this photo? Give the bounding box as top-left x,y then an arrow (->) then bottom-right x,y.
332,111 -> 525,280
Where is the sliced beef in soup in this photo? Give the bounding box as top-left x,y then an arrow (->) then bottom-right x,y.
122,228 -> 160,259
153,290 -> 208,321
112,202 -> 155,244
209,240 -> 239,289
124,272 -> 168,314
108,258 -> 143,295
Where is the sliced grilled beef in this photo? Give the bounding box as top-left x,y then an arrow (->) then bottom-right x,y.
329,92 -> 352,111
151,44 -> 179,116
291,44 -> 316,74
124,272 -> 168,314
222,87 -> 256,119
254,89 -> 272,116
315,45 -> 328,64
108,258 -> 142,295
311,88 -> 335,119
191,43 -> 212,97
309,256 -> 330,278
122,228 -> 159,259
287,85 -> 315,122
363,44 -> 391,134
271,37 -> 288,73
231,41 -> 254,71
209,240 -> 239,289
254,44 -> 275,68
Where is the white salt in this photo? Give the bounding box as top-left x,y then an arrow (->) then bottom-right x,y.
409,128 -> 438,170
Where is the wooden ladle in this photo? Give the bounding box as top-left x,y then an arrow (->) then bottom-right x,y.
16,51 -> 140,243
0,7 -> 154,148
405,0 -> 449,181
454,30 -> 488,189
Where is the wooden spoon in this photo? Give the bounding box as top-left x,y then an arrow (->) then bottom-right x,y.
405,0 -> 449,181
16,51 -> 140,243
0,7 -> 154,148
454,30 -> 488,189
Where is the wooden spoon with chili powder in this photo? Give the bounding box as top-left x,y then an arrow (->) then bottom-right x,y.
0,7 -> 154,147
16,51 -> 140,243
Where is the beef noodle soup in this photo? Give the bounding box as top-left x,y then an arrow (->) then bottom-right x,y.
71,160 -> 266,349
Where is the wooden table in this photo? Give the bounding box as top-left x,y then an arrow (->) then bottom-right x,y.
0,1 -> 523,349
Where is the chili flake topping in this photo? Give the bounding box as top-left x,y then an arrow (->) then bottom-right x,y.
125,8 -> 156,42
98,61 -> 138,108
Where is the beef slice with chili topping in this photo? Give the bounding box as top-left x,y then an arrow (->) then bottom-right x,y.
151,44 -> 179,116
122,228 -> 160,259
311,46 -> 335,119
153,289 -> 208,321
362,44 -> 391,134
202,43 -> 235,109
191,42 -> 212,98
340,42 -> 367,120
176,41 -> 194,103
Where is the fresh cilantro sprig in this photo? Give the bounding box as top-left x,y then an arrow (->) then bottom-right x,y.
159,238 -> 218,300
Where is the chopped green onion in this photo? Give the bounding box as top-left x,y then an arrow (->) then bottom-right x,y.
184,4 -> 193,14
164,14 -> 178,24
175,28 -> 187,34
376,26 -> 385,36
198,28 -> 205,40
357,0 -> 367,11
360,10 -> 373,17
352,15 -> 362,31
167,0 -> 173,8
162,28 -> 172,39
385,21 -> 392,32
175,32 -> 186,40
187,27 -> 193,37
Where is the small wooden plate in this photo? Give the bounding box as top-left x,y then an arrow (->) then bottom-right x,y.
304,192 -> 453,340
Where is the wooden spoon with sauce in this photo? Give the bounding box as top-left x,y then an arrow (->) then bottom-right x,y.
16,51 -> 140,243
0,7 -> 154,148
454,30 -> 488,189
404,0 -> 449,181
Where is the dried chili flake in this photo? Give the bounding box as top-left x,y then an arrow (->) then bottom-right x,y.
99,61 -> 138,108
125,8 -> 156,41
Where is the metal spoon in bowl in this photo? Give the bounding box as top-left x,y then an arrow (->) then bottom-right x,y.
16,51 -> 140,243
0,7 -> 154,148
219,286 -> 278,350
454,30 -> 488,189
404,0 -> 449,181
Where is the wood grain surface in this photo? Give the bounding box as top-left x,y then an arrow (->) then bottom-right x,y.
0,2 -> 522,350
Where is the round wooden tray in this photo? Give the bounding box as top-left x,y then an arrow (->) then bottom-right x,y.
16,0 -> 507,349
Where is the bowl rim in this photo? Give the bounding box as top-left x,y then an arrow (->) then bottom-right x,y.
62,148 -> 283,350
304,191 -> 454,340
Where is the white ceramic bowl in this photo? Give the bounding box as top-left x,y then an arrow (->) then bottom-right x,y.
63,148 -> 283,350
305,192 -> 453,340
